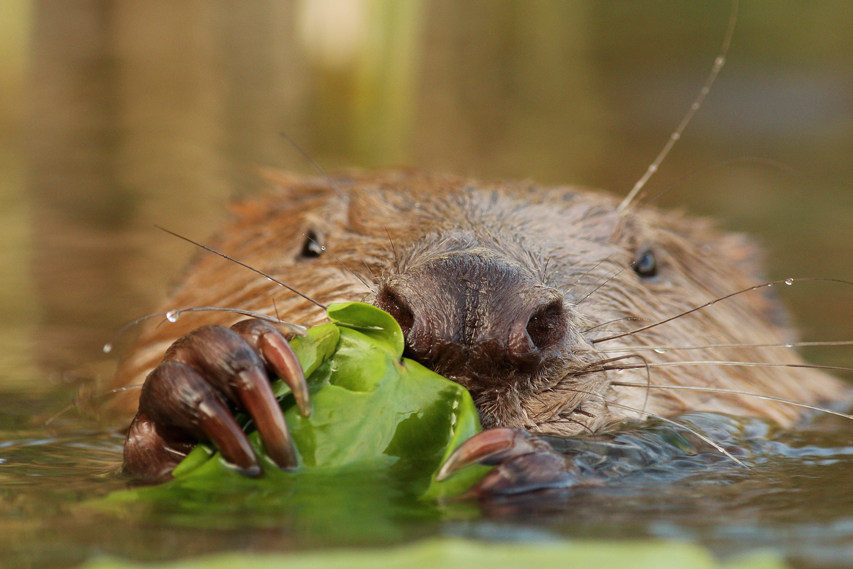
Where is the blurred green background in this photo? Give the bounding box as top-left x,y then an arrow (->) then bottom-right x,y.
2,1 -> 852,391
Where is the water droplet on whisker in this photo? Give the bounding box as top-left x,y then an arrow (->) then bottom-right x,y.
103,343 -> 112,354
166,310 -> 180,323
653,348 -> 667,354
785,278 -> 794,286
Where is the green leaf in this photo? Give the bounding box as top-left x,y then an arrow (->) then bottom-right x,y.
327,301 -> 405,356
109,303 -> 489,507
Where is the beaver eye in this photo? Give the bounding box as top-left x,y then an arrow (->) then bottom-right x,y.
633,249 -> 657,278
299,230 -> 324,259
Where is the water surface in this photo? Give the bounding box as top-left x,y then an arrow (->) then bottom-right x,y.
2,389 -> 853,568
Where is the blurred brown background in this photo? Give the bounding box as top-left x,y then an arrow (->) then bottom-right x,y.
2,1 -> 852,391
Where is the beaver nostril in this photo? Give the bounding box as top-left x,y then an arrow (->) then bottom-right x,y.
376,286 -> 415,339
525,300 -> 566,352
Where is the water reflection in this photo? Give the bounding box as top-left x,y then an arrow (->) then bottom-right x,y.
3,400 -> 853,567
3,1 -> 853,568
9,1 -> 853,386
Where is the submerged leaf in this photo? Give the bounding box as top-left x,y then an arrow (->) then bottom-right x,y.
80,537 -> 788,569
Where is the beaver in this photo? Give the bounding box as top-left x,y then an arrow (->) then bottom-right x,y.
111,168 -> 848,486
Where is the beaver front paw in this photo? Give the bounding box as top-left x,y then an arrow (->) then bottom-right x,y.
122,319 -> 310,482
437,428 -> 587,497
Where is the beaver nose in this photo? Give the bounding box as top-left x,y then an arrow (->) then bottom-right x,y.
374,253 -> 568,378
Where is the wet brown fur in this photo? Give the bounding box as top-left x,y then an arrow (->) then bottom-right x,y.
108,169 -> 848,436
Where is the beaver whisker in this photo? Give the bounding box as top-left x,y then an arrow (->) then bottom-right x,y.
45,384 -> 145,427
563,256 -> 617,296
155,225 -> 327,310
539,255 -> 552,283
279,131 -> 347,200
361,260 -> 377,282
592,277 -> 853,345
605,400 -> 748,468
646,157 -> 802,209
591,282 -> 784,344
617,0 -> 739,213
573,264 -> 629,307
611,382 -> 853,422
581,316 -> 646,335
551,355 -> 651,386
385,228 -> 400,268
577,355 -> 655,416
312,239 -> 374,293
620,360 -> 853,375
574,358 -> 853,422
526,390 -> 586,429
600,339 -> 853,354
534,383 -> 748,468
103,306 -> 306,355
536,354 -> 651,424
538,410 -> 597,436
606,354 -> 652,416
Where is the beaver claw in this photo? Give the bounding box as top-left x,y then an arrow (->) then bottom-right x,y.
123,319 -> 309,482
438,428 -> 585,497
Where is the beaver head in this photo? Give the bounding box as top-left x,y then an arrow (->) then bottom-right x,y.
113,169 -> 844,432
